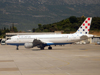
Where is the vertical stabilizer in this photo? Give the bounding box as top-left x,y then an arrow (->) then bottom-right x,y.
75,17 -> 92,34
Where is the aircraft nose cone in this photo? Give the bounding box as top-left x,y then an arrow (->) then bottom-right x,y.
6,40 -> 8,44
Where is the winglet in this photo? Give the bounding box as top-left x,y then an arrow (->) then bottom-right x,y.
75,17 -> 92,34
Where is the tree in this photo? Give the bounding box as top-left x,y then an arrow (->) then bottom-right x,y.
12,23 -> 14,32
6,28 -> 10,32
13,27 -> 18,32
38,24 -> 42,29
32,28 -> 36,32
43,29 -> 49,32
10,23 -> 18,32
0,30 -> 1,36
69,16 -> 78,23
4,27 -> 6,30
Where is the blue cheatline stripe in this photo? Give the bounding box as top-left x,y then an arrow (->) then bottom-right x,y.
45,43 -> 73,46
6,43 -> 24,46
6,43 -> 73,46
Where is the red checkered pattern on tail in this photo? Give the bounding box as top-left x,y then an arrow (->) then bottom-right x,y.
75,17 -> 92,34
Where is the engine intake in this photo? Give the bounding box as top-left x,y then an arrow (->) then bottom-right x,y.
24,43 -> 33,48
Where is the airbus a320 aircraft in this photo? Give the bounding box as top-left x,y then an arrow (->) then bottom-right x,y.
6,17 -> 93,50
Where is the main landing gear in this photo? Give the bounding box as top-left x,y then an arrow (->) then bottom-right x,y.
48,46 -> 52,50
40,46 -> 52,50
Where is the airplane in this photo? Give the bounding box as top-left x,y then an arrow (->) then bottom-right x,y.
6,17 -> 93,50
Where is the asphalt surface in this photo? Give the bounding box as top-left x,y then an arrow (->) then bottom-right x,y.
0,44 -> 100,75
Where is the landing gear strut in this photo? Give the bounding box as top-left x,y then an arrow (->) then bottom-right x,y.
38,44 -> 45,50
48,46 -> 52,50
16,45 -> 19,50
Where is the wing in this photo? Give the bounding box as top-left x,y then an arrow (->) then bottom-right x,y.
33,39 -> 52,47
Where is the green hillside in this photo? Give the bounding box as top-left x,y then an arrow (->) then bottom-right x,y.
33,16 -> 100,33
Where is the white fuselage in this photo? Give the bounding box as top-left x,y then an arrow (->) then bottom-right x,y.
6,34 -> 93,46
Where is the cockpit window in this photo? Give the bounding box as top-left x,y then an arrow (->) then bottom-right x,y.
7,38 -> 11,40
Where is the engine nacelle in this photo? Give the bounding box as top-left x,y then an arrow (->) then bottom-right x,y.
24,43 -> 33,48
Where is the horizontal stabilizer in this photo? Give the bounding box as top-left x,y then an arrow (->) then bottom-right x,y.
80,35 -> 88,40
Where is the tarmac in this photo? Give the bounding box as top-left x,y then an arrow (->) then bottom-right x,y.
0,44 -> 100,75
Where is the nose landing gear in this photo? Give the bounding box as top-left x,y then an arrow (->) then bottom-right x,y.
16,45 -> 19,50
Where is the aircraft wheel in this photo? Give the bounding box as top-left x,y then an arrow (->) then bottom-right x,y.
48,46 -> 52,50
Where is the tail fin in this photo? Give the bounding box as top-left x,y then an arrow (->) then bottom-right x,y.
75,17 -> 92,34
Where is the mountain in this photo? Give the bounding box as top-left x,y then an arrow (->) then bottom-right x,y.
0,0 -> 100,31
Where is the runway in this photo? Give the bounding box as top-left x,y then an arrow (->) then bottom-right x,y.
0,44 -> 100,75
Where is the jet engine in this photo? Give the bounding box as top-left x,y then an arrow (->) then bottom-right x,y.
24,43 -> 33,48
